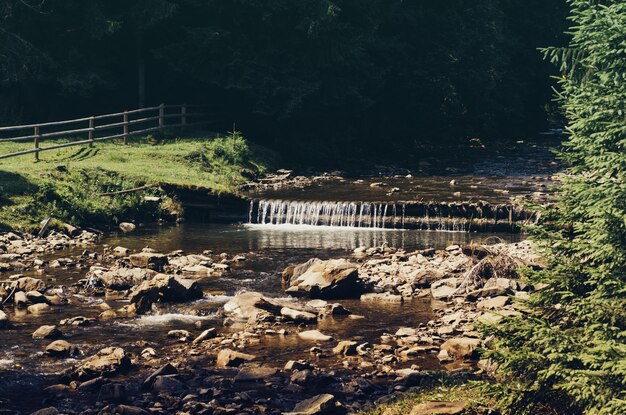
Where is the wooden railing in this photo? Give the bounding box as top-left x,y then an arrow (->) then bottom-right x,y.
0,104 -> 208,161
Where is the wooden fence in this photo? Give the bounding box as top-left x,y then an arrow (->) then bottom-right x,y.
0,104 -> 208,161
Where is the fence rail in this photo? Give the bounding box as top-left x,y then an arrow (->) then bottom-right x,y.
0,104 -> 208,161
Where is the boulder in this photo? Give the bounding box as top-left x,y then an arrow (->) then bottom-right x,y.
215,349 -> 256,368
98,405 -> 149,415
285,394 -> 346,415
298,330 -> 333,342
45,340 -> 77,357
281,307 -> 317,324
30,408 -> 60,415
89,267 -> 156,290
11,276 -> 46,292
98,383 -> 127,404
192,328 -> 217,345
118,223 -> 136,233
222,291 -> 285,323
26,291 -> 47,304
28,303 -> 50,314
440,338 -> 481,359
477,295 -> 510,309
152,375 -> 187,394
128,274 -> 202,314
14,291 -> 28,307
284,258 -> 364,299
430,278 -> 460,300
332,341 -> 358,356
33,325 -> 62,340
69,347 -> 131,381
143,363 -> 178,389
129,252 -> 168,271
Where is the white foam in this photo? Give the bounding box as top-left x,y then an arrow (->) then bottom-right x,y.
118,312 -> 218,327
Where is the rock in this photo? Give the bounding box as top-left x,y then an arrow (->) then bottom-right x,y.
60,316 -> 95,326
284,258 -> 364,299
234,366 -> 278,382
98,383 -> 127,403
395,327 -> 417,337
128,274 -> 202,313
285,360 -> 311,371
0,310 -> 9,329
26,291 -> 47,304
118,222 -> 136,233
99,310 -> 117,320
28,303 -> 50,314
129,252 -> 168,271
112,246 -> 130,257
143,363 -> 178,389
298,330 -> 333,342
98,405 -> 149,415
285,394 -> 346,415
192,328 -> 217,345
167,329 -> 191,340
152,375 -> 187,394
329,303 -> 351,315
222,291 -> 281,323
33,325 -> 62,339
477,295 -> 510,309
11,276 -> 46,292
306,299 -> 328,309
409,401 -> 467,415
332,341 -> 358,356
14,290 -> 28,307
430,278 -> 460,300
30,408 -> 60,415
70,347 -> 131,381
281,307 -> 317,324
90,267 -> 156,290
440,338 -> 481,359
215,349 -> 256,368
45,340 -> 77,357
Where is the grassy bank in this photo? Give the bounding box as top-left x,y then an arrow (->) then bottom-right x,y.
0,131 -> 275,232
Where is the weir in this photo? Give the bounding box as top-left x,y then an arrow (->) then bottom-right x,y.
247,199 -> 534,232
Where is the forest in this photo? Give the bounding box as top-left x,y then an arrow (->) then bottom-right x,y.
0,0 -> 568,156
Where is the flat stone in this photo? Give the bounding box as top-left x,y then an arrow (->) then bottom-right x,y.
440,338 -> 481,359
192,328 -> 217,344
281,307 -> 317,324
45,340 -> 76,357
215,349 -> 256,368
70,347 -> 131,381
298,330 -> 333,342
33,325 -> 62,339
129,252 -> 168,271
11,276 -> 46,292
28,303 -> 50,314
360,293 -> 403,302
284,258 -> 364,299
234,366 -> 278,382
285,393 -> 346,415
332,341 -> 358,356
477,295 -> 510,309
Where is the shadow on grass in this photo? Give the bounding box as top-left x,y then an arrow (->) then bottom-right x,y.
0,171 -> 36,202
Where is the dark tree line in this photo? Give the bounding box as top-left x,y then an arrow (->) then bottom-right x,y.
0,0 -> 568,156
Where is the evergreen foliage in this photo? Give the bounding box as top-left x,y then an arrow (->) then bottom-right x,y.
484,1 -> 626,414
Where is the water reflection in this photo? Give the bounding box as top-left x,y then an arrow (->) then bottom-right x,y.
105,222 -> 521,253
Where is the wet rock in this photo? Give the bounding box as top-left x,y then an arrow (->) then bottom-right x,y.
112,246 -> 130,257
167,329 -> 191,341
60,316 -> 95,326
90,267 -> 156,290
118,222 -> 136,233
298,330 -> 333,342
360,293 -> 403,302
143,363 -> 178,389
28,303 -> 50,314
192,328 -> 217,344
409,401 -> 467,415
0,309 -> 9,329
440,338 -> 481,359
32,325 -> 62,339
99,310 -> 117,320
129,274 -> 202,313
45,340 -> 77,357
329,303 -> 351,315
281,307 -> 317,324
223,291 -> 278,323
216,349 -> 256,367
98,383 -> 127,403
129,252 -> 168,271
333,341 -> 358,356
285,360 -> 311,371
70,347 -> 131,381
11,276 -> 46,292
78,376 -> 105,391
30,407 -> 60,415
284,258 -> 364,299
285,394 -> 346,415
234,366 -> 278,382
26,290 -> 47,304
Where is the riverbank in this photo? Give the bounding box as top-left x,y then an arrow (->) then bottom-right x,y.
0,225 -> 544,414
0,132 -> 276,232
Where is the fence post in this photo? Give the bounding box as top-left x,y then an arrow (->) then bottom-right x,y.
181,104 -> 187,129
34,126 -> 40,161
88,117 -> 95,148
159,103 -> 165,133
123,111 -> 129,145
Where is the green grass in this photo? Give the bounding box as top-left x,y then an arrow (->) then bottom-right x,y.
0,131 -> 276,231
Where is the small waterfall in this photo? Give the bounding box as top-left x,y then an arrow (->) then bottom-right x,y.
247,199 -> 526,232
249,200 -> 402,229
